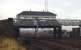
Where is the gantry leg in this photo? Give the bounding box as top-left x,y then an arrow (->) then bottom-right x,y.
53,27 -> 57,38
57,26 -> 62,39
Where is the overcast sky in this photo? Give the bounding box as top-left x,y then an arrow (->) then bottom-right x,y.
0,0 -> 81,19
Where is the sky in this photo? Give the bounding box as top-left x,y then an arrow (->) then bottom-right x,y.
0,0 -> 81,20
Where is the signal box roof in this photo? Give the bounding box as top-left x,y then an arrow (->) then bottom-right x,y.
17,11 -> 56,16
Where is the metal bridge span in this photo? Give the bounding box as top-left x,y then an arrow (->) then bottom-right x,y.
57,19 -> 81,26
13,18 -> 81,26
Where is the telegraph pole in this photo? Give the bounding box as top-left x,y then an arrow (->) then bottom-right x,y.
45,0 -> 48,12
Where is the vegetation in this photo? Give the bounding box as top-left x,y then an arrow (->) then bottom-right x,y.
0,19 -> 30,50
0,36 -> 28,50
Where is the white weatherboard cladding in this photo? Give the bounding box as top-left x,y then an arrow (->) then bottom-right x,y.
19,28 -> 54,37
17,15 -> 56,19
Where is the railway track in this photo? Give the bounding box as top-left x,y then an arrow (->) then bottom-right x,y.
42,39 -> 81,48
31,40 -> 62,50
30,39 -> 80,50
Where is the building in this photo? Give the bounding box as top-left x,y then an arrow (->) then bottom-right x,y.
70,28 -> 80,39
13,11 -> 62,38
